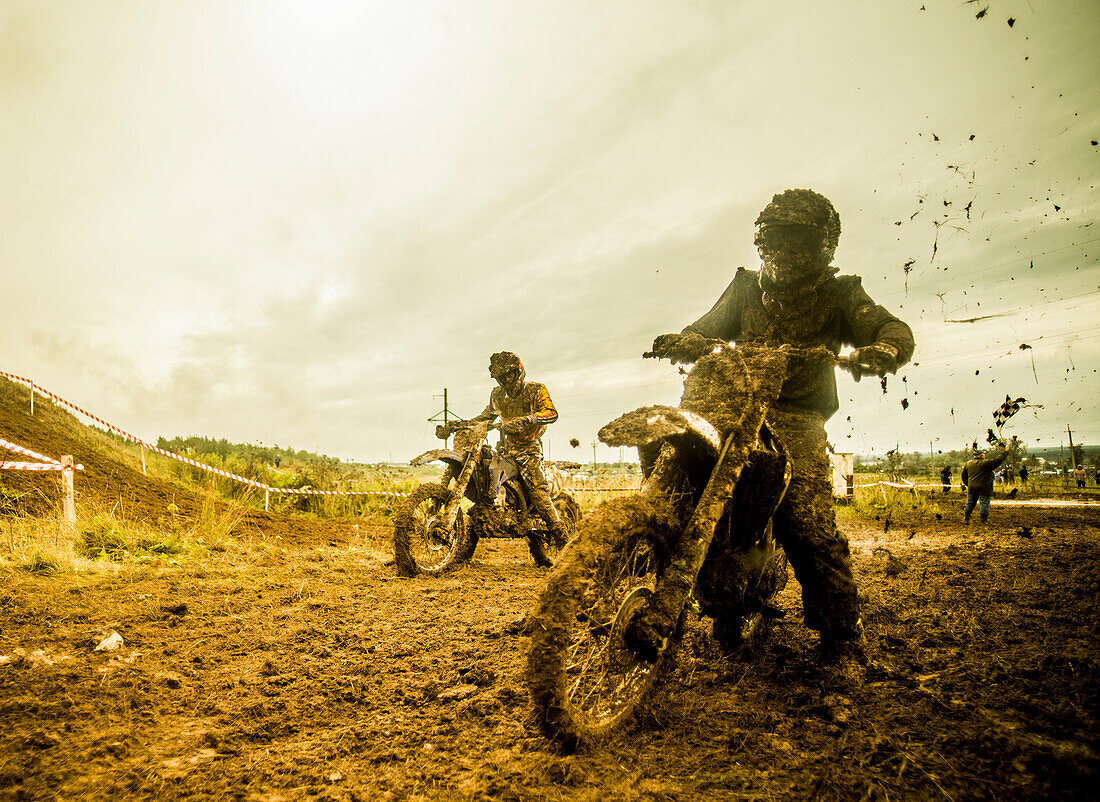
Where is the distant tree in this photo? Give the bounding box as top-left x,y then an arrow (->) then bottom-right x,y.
1070,443 -> 1085,469
1004,437 -> 1027,471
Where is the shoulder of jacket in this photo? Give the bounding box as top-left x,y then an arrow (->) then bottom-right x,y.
731,267 -> 761,295
733,266 -> 757,283
832,273 -> 865,292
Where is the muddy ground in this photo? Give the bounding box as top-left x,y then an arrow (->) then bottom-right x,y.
1,500 -> 1097,801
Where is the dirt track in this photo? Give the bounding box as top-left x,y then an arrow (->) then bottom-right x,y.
1,502 -> 1097,801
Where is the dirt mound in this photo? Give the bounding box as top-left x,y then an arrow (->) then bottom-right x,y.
0,376 -> 354,546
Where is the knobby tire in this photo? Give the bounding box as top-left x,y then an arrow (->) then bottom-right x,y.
526,496 -> 679,749
392,483 -> 467,577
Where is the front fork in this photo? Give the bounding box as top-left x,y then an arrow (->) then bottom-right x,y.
441,454 -> 478,533
629,436 -> 747,658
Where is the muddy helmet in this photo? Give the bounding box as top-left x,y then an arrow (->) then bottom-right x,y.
754,189 -> 841,285
488,352 -> 525,393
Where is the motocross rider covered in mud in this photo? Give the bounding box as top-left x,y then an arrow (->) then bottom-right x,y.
652,188 -> 915,687
463,352 -> 565,545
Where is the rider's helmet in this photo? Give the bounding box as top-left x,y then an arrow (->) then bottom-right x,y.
489,351 -> 525,396
754,189 -> 841,290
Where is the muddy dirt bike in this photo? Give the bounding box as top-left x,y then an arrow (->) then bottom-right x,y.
393,420 -> 580,577
526,338 -> 859,747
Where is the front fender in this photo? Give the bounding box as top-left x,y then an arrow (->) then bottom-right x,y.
599,405 -> 722,453
599,405 -> 722,481
410,449 -> 466,468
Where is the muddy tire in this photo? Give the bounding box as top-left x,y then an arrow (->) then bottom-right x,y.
393,483 -> 467,577
453,519 -> 480,564
527,497 -> 680,748
528,493 -> 580,568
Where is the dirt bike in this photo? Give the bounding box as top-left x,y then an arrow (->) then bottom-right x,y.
526,337 -> 858,747
393,420 -> 580,577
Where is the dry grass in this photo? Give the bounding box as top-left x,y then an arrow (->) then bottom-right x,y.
0,490 -> 266,577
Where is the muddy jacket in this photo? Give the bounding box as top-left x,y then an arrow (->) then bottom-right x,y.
961,451 -> 1007,496
683,267 -> 915,419
473,381 -> 558,448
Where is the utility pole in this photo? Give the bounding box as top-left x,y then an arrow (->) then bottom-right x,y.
428,388 -> 463,448
1068,425 -> 1077,469
1060,441 -> 1067,489
592,440 -> 598,471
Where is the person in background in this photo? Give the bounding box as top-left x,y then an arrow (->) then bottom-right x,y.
1018,465 -> 1029,484
1074,464 -> 1086,488
961,444 -> 1008,524
939,465 -> 952,494
466,351 -> 564,544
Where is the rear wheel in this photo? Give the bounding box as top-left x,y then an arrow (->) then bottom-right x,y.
528,493 -> 580,568
393,483 -> 467,577
527,497 -> 679,748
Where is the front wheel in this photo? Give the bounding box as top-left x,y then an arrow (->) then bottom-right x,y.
393,483 -> 467,577
527,497 -> 679,748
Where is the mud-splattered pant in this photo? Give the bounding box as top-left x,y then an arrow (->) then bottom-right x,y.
499,440 -> 560,530
964,491 -> 991,521
767,408 -> 861,639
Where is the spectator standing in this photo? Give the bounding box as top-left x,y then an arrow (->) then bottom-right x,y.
961,444 -> 1008,524
939,465 -> 952,494
1018,465 -> 1029,483
1074,465 -> 1086,488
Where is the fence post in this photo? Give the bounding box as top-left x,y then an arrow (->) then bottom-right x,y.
60,455 -> 76,534
29,381 -> 34,415
265,488 -> 270,512
141,445 -> 147,476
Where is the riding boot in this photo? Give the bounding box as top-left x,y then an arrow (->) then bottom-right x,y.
529,487 -> 563,538
820,620 -> 868,691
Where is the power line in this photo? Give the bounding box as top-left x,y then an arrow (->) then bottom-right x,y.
913,330 -> 1100,367
931,288 -> 1099,323
879,236 -> 1100,299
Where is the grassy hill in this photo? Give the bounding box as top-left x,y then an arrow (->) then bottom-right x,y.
0,375 -> 404,546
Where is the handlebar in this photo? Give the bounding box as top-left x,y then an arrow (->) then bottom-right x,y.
646,334 -> 868,376
435,419 -> 497,440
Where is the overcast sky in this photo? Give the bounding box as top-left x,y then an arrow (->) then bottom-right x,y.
2,0 -> 1097,464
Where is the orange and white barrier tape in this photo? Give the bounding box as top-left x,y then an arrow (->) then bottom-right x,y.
0,370 -> 404,498
567,487 -> 642,493
0,437 -> 61,465
852,481 -> 948,490
1,437 -> 83,472
0,461 -> 85,471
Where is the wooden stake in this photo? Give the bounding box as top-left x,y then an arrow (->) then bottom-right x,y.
141,446 -> 147,476
29,381 -> 34,415
265,488 -> 270,512
60,455 -> 76,534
